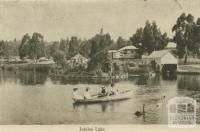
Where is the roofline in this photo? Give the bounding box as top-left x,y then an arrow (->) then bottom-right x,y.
148,50 -> 174,58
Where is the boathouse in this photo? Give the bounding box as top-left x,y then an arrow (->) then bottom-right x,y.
143,50 -> 178,73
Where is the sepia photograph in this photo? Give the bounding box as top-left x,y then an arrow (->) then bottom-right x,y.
0,0 -> 200,129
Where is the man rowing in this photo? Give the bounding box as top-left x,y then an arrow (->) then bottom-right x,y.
99,84 -> 118,97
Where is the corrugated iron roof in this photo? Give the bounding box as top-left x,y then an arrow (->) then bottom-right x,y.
118,46 -> 137,51
146,50 -> 170,58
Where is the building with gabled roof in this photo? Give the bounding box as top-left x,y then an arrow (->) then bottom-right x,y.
67,53 -> 89,69
142,50 -> 178,74
108,45 -> 138,61
143,50 -> 177,65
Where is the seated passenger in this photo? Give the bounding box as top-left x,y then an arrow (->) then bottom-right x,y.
99,86 -> 107,97
72,88 -> 83,100
83,87 -> 92,99
109,83 -> 118,95
101,86 -> 107,96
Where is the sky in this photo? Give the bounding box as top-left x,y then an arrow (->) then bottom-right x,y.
1,0 -> 200,41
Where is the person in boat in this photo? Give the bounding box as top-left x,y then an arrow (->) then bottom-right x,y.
83,87 -> 92,99
108,83 -> 118,96
72,88 -> 83,100
97,86 -> 107,98
102,86 -> 106,94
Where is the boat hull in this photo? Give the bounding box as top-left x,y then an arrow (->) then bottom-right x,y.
73,90 -> 133,104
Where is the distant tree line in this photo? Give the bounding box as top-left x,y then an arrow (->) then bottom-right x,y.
47,31 -> 115,71
0,39 -> 20,59
1,13 -> 200,71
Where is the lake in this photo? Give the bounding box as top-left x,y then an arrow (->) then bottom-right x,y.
0,69 -> 199,124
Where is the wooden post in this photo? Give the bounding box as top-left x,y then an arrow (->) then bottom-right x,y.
111,52 -> 113,84
143,104 -> 145,116
143,104 -> 146,122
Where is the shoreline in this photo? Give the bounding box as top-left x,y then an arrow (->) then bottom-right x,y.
2,63 -> 200,75
177,64 -> 200,74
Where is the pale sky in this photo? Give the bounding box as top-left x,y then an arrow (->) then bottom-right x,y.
1,0 -> 200,41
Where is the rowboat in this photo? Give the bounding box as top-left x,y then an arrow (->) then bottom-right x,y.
73,90 -> 133,104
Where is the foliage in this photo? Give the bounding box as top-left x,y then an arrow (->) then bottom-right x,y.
0,41 -> 6,57
5,39 -> 20,57
59,38 -> 69,53
172,13 -> 200,63
68,36 -> 80,59
19,32 -> 45,61
59,38 -> 69,59
49,41 -> 59,55
0,39 -> 20,60
113,63 -> 120,74
19,34 -> 31,59
52,50 -> 65,66
29,32 -> 45,60
79,39 -> 91,58
130,21 -> 169,57
88,33 -> 113,71
116,37 -> 128,50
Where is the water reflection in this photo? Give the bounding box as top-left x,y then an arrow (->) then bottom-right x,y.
72,101 -> 126,114
136,75 -> 147,85
162,72 -> 177,80
177,75 -> 200,91
18,69 -> 48,85
0,68 -> 200,124
0,68 -> 49,85
134,74 -> 161,87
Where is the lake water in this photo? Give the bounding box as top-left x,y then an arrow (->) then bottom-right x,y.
0,69 -> 200,124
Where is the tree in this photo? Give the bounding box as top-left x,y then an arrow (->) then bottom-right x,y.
192,18 -> 200,57
68,36 -> 80,59
19,34 -> 31,59
142,21 -> 155,54
49,41 -> 59,56
19,33 -> 45,61
29,32 -> 45,61
47,41 -> 67,66
79,39 -> 91,58
130,21 -> 168,57
6,39 -> 20,57
116,37 -> 127,49
0,41 -> 6,57
59,38 -> 69,57
172,13 -> 195,63
88,32 -> 113,71
130,28 -> 143,56
52,50 -> 65,66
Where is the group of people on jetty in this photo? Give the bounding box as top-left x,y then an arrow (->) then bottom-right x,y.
72,83 -> 119,100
